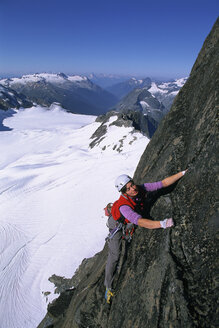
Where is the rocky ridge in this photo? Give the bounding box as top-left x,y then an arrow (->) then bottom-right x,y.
89,110 -> 155,146
38,18 -> 218,328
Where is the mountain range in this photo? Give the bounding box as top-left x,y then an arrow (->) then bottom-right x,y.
0,73 -> 186,138
107,77 -> 187,110
108,77 -> 187,137
0,73 -> 119,115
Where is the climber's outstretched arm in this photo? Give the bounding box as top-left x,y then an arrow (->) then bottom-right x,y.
138,218 -> 173,229
162,170 -> 187,188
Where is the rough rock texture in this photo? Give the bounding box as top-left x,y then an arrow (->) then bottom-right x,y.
38,19 -> 218,328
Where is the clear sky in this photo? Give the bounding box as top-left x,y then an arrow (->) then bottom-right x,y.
0,0 -> 218,79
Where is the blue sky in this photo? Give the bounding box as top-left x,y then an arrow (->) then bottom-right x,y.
0,0 -> 218,79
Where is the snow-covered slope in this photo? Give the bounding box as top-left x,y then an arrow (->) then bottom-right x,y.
0,104 -> 149,328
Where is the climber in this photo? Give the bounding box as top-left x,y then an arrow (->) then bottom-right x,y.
104,170 -> 187,304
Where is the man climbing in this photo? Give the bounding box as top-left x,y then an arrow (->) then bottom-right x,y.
104,170 -> 187,304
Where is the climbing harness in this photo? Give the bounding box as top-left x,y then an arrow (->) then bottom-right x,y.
105,222 -> 123,241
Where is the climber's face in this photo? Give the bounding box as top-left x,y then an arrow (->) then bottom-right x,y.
125,181 -> 138,197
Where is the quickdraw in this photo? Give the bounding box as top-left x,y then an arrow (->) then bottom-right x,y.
122,224 -> 135,242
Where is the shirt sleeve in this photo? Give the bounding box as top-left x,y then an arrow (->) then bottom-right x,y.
119,205 -> 141,225
143,181 -> 163,192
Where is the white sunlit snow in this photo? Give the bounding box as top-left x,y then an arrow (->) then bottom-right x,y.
0,104 -> 149,328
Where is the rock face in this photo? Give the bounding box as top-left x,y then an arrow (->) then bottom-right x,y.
38,19 -> 218,328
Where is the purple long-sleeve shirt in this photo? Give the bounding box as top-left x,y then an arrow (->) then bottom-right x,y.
119,181 -> 163,225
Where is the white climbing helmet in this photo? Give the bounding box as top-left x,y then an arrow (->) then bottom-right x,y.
115,174 -> 132,192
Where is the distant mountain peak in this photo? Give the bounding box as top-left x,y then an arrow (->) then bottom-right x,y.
57,72 -> 68,79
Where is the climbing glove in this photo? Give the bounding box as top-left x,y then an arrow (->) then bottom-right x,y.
160,218 -> 174,229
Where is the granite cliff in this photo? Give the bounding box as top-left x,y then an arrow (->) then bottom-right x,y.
38,18 -> 218,328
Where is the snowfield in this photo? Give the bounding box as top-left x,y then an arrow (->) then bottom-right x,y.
0,104 -> 149,328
